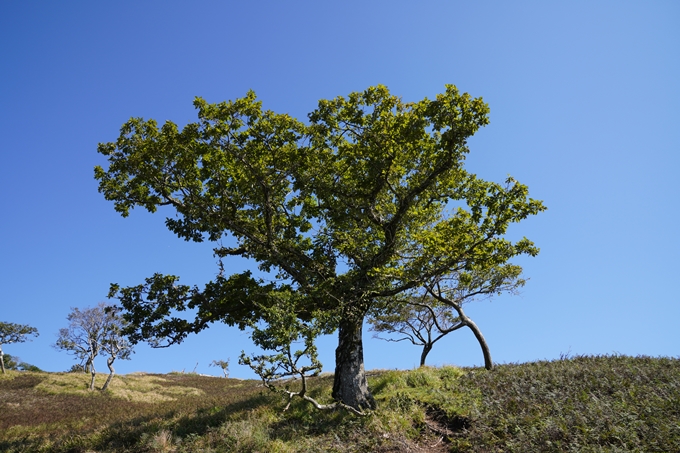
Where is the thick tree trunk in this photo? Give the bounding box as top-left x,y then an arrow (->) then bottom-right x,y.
332,314 -> 376,411
0,347 -> 5,374
102,356 -> 115,391
420,343 -> 433,367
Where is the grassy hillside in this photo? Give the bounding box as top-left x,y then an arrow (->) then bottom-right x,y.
1,355 -> 678,452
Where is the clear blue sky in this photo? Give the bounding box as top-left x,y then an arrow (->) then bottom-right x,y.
1,1 -> 678,378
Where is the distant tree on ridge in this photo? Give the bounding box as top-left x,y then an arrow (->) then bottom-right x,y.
0,322 -> 39,374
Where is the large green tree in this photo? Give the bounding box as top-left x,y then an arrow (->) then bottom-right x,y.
95,85 -> 545,410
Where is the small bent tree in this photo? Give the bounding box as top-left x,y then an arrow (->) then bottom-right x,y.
55,303 -> 132,390
210,359 -> 230,378
368,294 -> 465,367
422,263 -> 528,370
369,264 -> 527,369
0,322 -> 39,374
239,293 -> 366,415
101,306 -> 134,391
96,85 -> 546,411
55,304 -> 107,390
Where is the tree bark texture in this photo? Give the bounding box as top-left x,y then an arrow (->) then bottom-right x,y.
332,314 -> 376,410
102,356 -> 115,391
0,347 -> 5,374
87,359 -> 96,390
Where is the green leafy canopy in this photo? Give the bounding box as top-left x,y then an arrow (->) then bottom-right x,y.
95,85 -> 545,407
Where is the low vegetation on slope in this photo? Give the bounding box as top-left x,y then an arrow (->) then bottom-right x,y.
0,355 -> 678,452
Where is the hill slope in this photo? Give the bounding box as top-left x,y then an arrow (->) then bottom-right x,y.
1,355 -> 678,452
